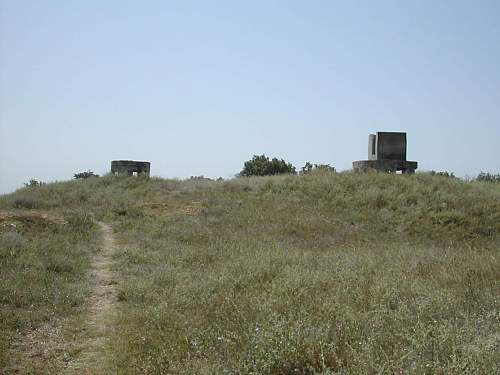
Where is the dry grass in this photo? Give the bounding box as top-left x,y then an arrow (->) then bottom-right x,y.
0,209 -> 99,373
0,172 -> 498,373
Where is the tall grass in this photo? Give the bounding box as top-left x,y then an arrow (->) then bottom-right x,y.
0,210 -> 99,372
106,172 -> 499,373
1,172 -> 498,373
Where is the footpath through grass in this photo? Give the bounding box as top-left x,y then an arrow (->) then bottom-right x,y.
0,172 -> 499,374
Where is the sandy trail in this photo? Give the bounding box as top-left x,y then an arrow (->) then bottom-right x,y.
65,222 -> 118,373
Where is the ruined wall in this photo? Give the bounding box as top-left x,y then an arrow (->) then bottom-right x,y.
111,160 -> 150,177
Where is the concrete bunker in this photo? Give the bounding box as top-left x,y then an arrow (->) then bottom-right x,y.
353,132 -> 417,174
111,160 -> 151,177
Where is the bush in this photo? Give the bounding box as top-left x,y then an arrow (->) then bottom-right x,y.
74,170 -> 99,179
429,170 -> 456,178
239,155 -> 296,177
24,179 -> 44,188
300,162 -> 336,175
189,176 -> 212,181
476,171 -> 500,183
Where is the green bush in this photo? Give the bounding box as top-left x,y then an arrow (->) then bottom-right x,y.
74,170 -> 99,179
239,155 -> 296,177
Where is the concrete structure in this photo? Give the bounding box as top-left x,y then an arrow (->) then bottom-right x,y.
353,132 -> 417,173
111,160 -> 151,177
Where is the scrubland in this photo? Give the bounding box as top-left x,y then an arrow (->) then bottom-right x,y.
0,172 -> 499,374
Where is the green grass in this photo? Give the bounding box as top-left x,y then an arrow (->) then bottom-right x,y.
0,209 -> 99,373
1,172 -> 499,373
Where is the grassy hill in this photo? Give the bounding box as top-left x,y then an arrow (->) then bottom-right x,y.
1,172 -> 499,374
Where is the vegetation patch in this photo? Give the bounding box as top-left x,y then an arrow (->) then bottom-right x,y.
0,209 -> 99,373
0,172 -> 498,373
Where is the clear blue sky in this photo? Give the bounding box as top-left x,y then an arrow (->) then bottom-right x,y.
1,0 -> 499,193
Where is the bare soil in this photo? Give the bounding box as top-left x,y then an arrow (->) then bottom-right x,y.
0,211 -> 67,226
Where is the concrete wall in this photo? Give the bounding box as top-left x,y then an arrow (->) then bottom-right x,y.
353,159 -> 417,173
376,132 -> 406,160
111,160 -> 151,177
368,134 -> 377,160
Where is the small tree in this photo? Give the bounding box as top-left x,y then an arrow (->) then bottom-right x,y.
74,170 -> 99,179
239,155 -> 296,177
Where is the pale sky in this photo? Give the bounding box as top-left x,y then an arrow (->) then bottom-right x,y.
1,0 -> 499,193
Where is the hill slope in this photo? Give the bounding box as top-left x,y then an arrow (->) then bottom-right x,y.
1,172 -> 499,374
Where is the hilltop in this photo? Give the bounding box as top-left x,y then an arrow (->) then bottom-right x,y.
1,172 -> 499,374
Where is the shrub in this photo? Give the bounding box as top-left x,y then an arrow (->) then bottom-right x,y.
74,170 -> 99,179
239,155 -> 296,177
476,171 -> 500,183
24,179 -> 44,188
300,162 -> 336,175
429,170 -> 456,178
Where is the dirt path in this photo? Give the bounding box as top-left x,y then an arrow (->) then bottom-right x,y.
65,222 -> 118,373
